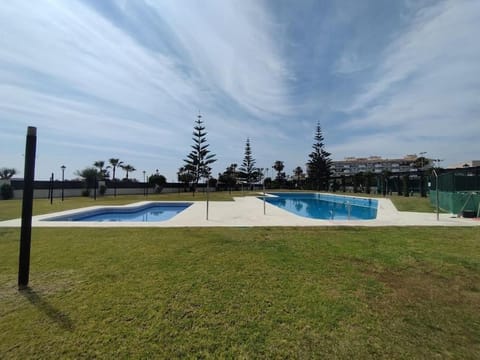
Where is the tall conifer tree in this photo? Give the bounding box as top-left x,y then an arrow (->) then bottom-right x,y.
183,114 -> 216,194
307,122 -> 332,190
238,138 -> 260,187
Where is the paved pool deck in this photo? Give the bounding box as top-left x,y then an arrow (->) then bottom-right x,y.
0,195 -> 478,227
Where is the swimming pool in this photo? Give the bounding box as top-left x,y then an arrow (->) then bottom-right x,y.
263,193 -> 378,220
43,202 -> 192,222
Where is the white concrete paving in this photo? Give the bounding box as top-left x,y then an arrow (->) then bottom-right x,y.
0,195 -> 479,227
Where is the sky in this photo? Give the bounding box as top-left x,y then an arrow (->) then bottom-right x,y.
1,0 -> 479,182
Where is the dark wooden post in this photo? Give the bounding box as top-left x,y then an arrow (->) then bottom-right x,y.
61,165 -> 65,201
50,172 -> 54,204
18,126 -> 37,289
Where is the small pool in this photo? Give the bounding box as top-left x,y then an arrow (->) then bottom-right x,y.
262,193 -> 377,220
43,202 -> 192,222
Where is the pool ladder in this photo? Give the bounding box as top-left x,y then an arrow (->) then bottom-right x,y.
340,201 -> 352,220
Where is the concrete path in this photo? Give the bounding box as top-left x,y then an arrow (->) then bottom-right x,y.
0,195 -> 478,227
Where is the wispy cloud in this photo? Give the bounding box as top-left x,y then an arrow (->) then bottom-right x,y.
1,0 -> 478,179
0,0 -> 293,178
335,0 -> 480,161
144,0 -> 292,118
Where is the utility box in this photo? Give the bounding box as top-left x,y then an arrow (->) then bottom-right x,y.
462,210 -> 476,218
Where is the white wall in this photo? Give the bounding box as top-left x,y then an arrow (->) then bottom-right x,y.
10,186 -> 215,199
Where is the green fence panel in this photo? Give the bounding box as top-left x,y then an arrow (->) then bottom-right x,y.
429,190 -> 480,215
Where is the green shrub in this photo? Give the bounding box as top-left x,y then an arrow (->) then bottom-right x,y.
99,185 -> 107,196
149,174 -> 166,193
81,189 -> 90,197
0,183 -> 14,200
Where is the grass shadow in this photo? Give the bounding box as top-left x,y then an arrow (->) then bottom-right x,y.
19,286 -> 74,331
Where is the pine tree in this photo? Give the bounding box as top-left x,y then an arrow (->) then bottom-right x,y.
307,122 -> 332,190
238,138 -> 260,188
183,114 -> 216,194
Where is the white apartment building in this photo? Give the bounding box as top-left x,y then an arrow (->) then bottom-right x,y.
332,155 -> 420,176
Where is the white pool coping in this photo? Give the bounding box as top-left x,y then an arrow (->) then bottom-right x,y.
0,194 -> 479,227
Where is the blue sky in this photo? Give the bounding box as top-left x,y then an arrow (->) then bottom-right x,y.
1,0 -> 479,181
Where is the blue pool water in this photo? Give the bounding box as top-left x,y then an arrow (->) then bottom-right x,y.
263,193 -> 377,220
44,202 -> 192,222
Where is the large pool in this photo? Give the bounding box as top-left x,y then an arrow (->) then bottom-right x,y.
263,193 -> 377,220
43,202 -> 192,222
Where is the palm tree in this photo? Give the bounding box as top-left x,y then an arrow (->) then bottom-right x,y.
93,161 -> 109,180
272,160 -> 285,180
109,158 -> 123,181
108,158 -> 123,197
121,164 -> 136,180
293,166 -> 304,188
0,168 -> 17,179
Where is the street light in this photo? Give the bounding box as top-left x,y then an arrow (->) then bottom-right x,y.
143,170 -> 146,197
418,152 -> 428,198
61,165 -> 66,201
262,168 -> 266,215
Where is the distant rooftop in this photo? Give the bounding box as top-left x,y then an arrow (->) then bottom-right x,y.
336,154 -> 419,162
447,160 -> 480,169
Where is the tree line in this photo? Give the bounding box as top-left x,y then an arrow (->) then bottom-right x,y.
0,116 -> 334,197
177,116 -> 333,193
0,115 -> 442,200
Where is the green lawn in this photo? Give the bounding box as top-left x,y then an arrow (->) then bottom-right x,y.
383,194 -> 440,212
0,193 -> 471,357
1,227 -> 479,358
0,190 -> 438,221
0,191 -> 259,221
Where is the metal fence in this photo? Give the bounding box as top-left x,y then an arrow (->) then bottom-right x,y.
429,166 -> 480,215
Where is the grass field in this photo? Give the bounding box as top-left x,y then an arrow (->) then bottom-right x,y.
0,191 -> 259,221
1,227 -> 479,358
1,193 -> 474,358
0,190 -> 438,221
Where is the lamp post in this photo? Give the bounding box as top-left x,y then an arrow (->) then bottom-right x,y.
49,172 -> 54,205
143,170 -> 146,196
262,168 -> 266,215
206,176 -> 210,220
61,165 -> 66,201
419,152 -> 427,197
432,169 -> 440,221
265,168 -> 269,190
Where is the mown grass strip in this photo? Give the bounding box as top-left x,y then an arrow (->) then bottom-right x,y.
1,227 -> 479,358
0,191 -> 438,221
